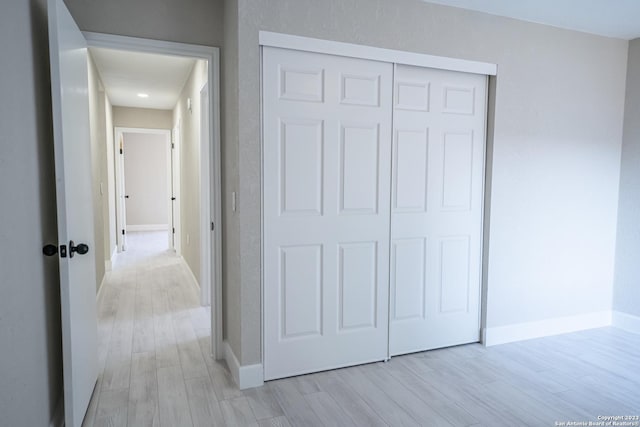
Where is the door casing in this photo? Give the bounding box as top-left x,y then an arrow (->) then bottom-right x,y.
86,32 -> 224,359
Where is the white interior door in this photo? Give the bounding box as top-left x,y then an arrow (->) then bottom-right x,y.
389,64 -> 486,355
48,0 -> 99,425
263,47 -> 393,380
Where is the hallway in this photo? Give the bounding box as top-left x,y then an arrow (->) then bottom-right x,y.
84,231 -> 239,426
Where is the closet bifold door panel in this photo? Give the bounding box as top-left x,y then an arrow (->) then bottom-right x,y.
263,47 -> 393,380
389,64 -> 486,356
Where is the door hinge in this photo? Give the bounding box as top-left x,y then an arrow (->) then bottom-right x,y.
172,227 -> 175,234
122,229 -> 125,235
211,222 -> 214,231
171,143 -> 175,149
120,148 -> 123,154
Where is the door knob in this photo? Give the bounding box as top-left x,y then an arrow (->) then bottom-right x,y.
125,195 -> 130,199
43,244 -> 58,256
69,240 -> 89,258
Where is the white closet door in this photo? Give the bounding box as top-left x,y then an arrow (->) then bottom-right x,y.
263,47 -> 393,380
390,64 -> 486,356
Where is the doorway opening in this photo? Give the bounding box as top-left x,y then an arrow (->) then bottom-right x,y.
114,128 -> 173,252
86,32 -> 223,360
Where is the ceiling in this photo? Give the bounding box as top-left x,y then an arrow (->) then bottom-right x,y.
89,47 -> 196,110
423,0 -> 640,40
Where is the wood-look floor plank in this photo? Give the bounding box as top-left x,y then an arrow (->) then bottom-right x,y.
207,359 -> 244,401
305,391 -> 356,427
313,371 -> 388,427
338,365 -> 421,427
93,388 -> 129,427
101,288 -> 135,391
257,416 -> 292,427
384,359 -> 478,426
157,365 -> 193,427
185,376 -> 226,427
220,396 -> 259,427
173,313 -> 209,380
270,378 -> 325,427
132,287 -> 155,354
127,351 -> 159,427
361,363 -> 457,427
244,384 -> 285,420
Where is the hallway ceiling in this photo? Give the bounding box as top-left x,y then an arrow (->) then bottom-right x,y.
423,0 -> 640,39
89,47 -> 196,110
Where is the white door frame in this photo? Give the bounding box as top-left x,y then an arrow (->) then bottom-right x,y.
200,82 -> 211,306
114,127 -> 171,243
86,32 -> 224,359
171,121 -> 182,254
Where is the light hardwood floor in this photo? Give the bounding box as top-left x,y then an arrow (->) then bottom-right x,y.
84,231 -> 640,426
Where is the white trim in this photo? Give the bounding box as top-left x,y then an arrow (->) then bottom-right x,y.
259,31 -> 497,76
96,273 -> 107,302
223,341 -> 264,390
613,310 -> 640,334
180,256 -> 200,290
86,33 -> 224,361
483,311 -> 612,346
49,396 -> 64,427
171,122 -> 182,256
126,224 -> 169,232
199,81 -> 211,308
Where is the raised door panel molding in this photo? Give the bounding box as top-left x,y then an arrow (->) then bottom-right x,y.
393,129 -> 429,213
338,242 -> 378,331
340,124 -> 380,214
340,73 -> 381,106
391,238 -> 427,321
441,131 -> 474,211
279,67 -> 324,102
280,245 -> 323,339
279,119 -> 324,215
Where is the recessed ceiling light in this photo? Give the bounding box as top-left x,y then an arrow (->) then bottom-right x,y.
137,93 -> 149,98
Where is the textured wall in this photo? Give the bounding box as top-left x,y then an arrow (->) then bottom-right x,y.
222,0 -> 242,360
614,38 -> 640,318
0,0 -> 63,425
64,0 -> 223,47
232,0 -> 628,365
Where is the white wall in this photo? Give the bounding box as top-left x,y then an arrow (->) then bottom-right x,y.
614,38 -> 640,318
104,94 -> 116,262
88,54 -> 107,290
173,60 -> 208,284
0,1 -> 63,425
228,0 -> 628,365
113,106 -> 173,130
123,132 -> 169,228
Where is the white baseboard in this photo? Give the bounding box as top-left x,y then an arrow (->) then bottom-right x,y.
483,310 -> 612,346
105,245 -> 118,271
49,396 -> 64,427
180,256 -> 200,290
223,341 -> 264,390
612,311 -> 640,334
96,273 -> 107,302
126,224 -> 168,232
